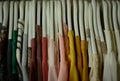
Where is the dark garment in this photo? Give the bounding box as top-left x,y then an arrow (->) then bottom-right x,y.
12,30 -> 18,74
0,27 -> 8,81
0,23 -> 2,33
35,25 -> 42,81
42,37 -> 48,81
30,38 -> 37,81
7,39 -> 13,81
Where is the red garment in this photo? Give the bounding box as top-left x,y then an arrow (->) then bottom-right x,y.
42,37 -> 48,81
30,38 -> 37,81
36,25 -> 42,81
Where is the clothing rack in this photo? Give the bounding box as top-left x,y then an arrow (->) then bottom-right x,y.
0,0 -> 120,81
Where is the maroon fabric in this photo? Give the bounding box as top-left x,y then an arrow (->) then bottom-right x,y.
35,25 -> 42,81
42,37 -> 48,81
30,38 -> 37,81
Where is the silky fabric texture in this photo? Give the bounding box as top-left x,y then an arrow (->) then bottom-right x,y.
35,25 -> 42,81
22,34 -> 29,81
68,30 -> 79,81
0,27 -> 8,81
12,30 -> 18,74
58,34 -> 68,81
81,40 -> 89,81
42,37 -> 48,81
48,39 -> 57,81
7,39 -> 13,81
75,36 -> 82,81
30,38 -> 37,81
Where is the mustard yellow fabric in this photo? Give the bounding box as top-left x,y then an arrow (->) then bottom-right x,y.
68,30 -> 79,81
81,40 -> 89,81
75,36 -> 83,80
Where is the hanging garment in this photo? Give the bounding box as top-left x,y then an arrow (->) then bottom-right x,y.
81,40 -> 89,81
75,36 -> 82,81
48,39 -> 57,81
35,25 -> 43,81
12,30 -> 18,74
68,30 -> 79,81
0,27 -> 8,81
22,33 -> 29,81
58,34 -> 68,81
42,37 -> 48,81
30,38 -> 37,81
7,37 -> 13,81
62,23 -> 69,61
16,19 -> 24,74
15,19 -> 24,81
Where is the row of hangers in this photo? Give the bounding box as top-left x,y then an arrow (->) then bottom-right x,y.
0,0 -> 120,55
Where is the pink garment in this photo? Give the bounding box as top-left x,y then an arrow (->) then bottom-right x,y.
58,34 -> 68,81
48,39 -> 57,81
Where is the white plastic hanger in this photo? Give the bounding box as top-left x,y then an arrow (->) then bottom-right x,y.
89,3 -> 97,57
50,0 -> 54,40
54,0 -> 58,37
79,0 -> 85,40
8,1 -> 14,40
42,0 -> 47,37
46,1 -> 50,37
0,1 -> 2,23
58,1 -> 62,35
24,1 -> 29,35
117,1 -> 120,28
103,1 -> 109,30
67,0 -> 72,30
107,1 -> 113,30
14,1 -> 18,30
112,1 -> 119,30
97,2 -> 105,42
32,0 -> 36,39
112,1 -> 120,63
92,0 -> 100,39
84,1 -> 93,68
19,1 -> 24,20
73,0 -> 79,36
2,1 -> 9,27
61,0 -> 66,23
28,2 -> 32,47
37,1 -> 41,26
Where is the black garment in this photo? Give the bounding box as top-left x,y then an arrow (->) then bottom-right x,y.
0,27 -> 8,81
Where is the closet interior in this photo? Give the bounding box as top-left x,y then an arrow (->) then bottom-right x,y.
0,0 -> 120,81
